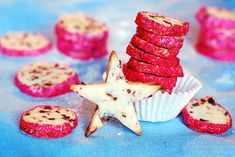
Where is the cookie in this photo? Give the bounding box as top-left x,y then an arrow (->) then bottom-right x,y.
135,11 -> 189,36
195,41 -> 235,62
20,105 -> 78,138
126,58 -> 184,77
196,6 -> 235,29
71,51 -> 161,136
182,96 -> 232,134
130,35 -> 179,58
123,64 -> 177,92
15,62 -> 80,97
126,44 -> 180,67
57,39 -> 108,60
136,27 -> 184,49
55,12 -> 108,42
0,32 -> 52,57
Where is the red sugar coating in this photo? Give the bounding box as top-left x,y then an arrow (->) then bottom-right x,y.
126,57 -> 184,77
130,35 -> 179,58
135,11 -> 189,36
126,44 -> 180,67
136,27 -> 184,49
123,64 -> 177,93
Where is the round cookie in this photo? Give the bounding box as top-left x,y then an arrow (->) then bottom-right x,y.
131,35 -> 179,58
55,12 -> 108,42
136,27 -> 184,49
15,62 -> 80,97
20,105 -> 78,138
123,64 -> 177,93
135,11 -> 189,36
126,44 -> 180,67
196,6 -> 235,29
127,58 -> 184,77
0,32 -> 52,56
182,96 -> 232,134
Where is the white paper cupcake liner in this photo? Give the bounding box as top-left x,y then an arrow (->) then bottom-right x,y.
135,73 -> 202,122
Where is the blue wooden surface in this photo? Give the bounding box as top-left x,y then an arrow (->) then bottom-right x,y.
0,0 -> 235,157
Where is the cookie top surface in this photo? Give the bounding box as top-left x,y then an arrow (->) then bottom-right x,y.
0,32 -> 50,51
207,7 -> 235,21
141,11 -> 185,26
22,105 -> 77,126
186,97 -> 231,124
57,12 -> 108,34
17,62 -> 77,87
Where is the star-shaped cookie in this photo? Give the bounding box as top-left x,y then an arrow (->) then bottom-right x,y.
71,51 -> 161,136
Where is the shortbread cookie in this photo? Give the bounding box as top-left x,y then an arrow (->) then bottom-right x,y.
126,44 -> 180,67
127,58 -> 184,77
123,64 -> 177,92
20,105 -> 78,138
136,27 -> 184,49
182,96 -> 232,134
55,12 -> 108,42
0,32 -> 52,56
196,6 -> 235,29
131,35 -> 179,58
135,11 -> 189,36
71,51 -> 161,136
15,62 -> 80,97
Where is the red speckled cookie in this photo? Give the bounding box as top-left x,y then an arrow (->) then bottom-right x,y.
136,27 -> 184,49
0,32 -> 52,57
126,58 -> 183,77
126,44 -> 180,67
123,64 -> 177,93
20,105 -> 78,138
15,62 -> 80,97
130,35 -> 179,58
55,12 -> 108,42
135,11 -> 189,36
182,96 -> 232,134
196,6 -> 235,29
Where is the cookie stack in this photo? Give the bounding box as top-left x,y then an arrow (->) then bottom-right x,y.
123,11 -> 189,93
196,7 -> 235,62
55,12 -> 109,61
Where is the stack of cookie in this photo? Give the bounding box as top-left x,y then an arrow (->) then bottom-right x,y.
123,11 -> 189,93
55,12 -> 109,61
196,6 -> 235,62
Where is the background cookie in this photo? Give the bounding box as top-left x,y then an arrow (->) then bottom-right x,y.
0,32 -> 52,56
15,62 -> 80,97
20,105 -> 78,138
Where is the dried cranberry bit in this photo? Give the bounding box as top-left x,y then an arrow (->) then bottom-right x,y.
200,98 -> 206,104
199,118 -> 208,122
207,97 -> 216,106
48,118 -> 55,120
43,82 -> 53,86
39,110 -> 47,113
54,63 -> 59,68
55,110 -> 60,113
31,75 -> 39,80
42,115 -> 47,118
163,20 -> 173,26
122,113 -> 127,118
127,89 -> 131,93
43,106 -> 53,110
225,112 -> 229,116
192,103 -> 199,107
25,112 -> 30,116
106,93 -> 117,101
147,95 -> 153,98
189,111 -> 193,113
